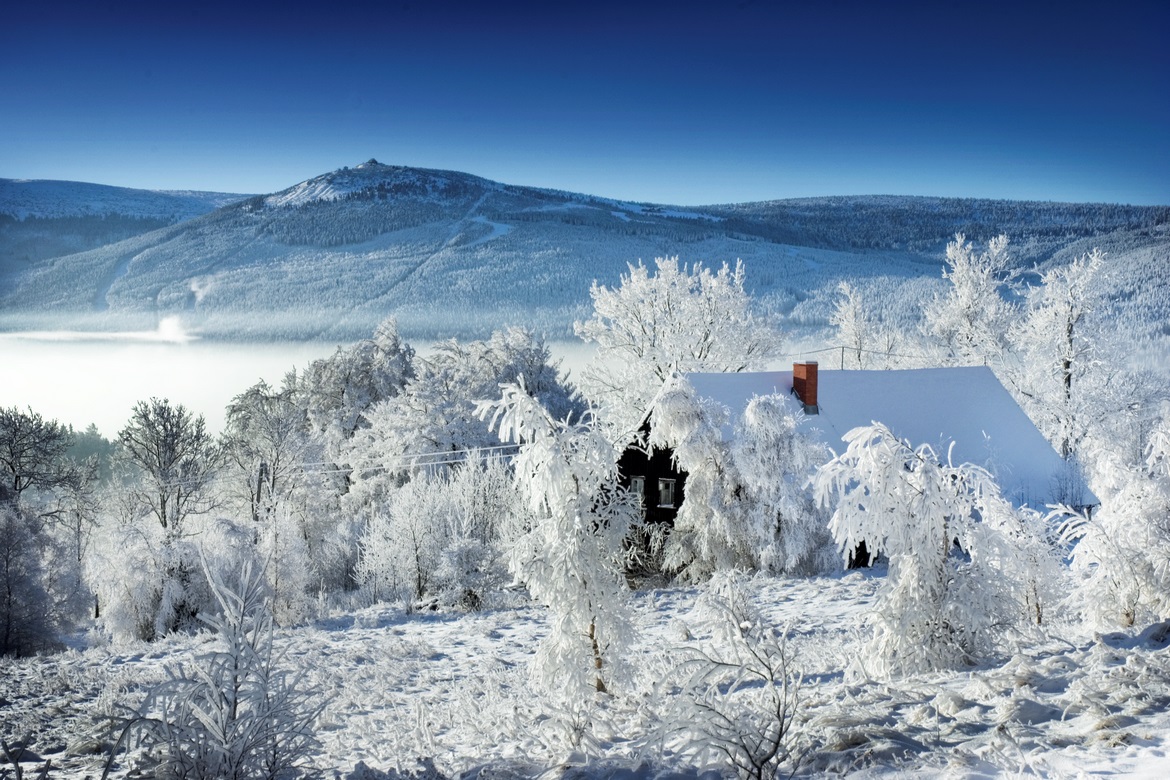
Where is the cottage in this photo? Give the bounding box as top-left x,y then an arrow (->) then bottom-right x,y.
621,361 -> 1097,521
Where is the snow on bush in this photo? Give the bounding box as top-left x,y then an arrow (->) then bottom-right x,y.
656,572 -> 804,780
1071,412 -> 1170,627
356,453 -> 524,610
87,506 -> 195,643
814,423 -> 1063,678
650,380 -> 834,581
87,493 -> 255,643
125,559 -> 321,779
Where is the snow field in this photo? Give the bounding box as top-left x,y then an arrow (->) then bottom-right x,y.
5,572 -> 1170,778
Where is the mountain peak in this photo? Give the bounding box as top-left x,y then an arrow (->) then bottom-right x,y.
264,162 -> 492,209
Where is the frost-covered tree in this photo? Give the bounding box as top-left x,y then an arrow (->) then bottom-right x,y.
262,319 -> 418,596
0,406 -> 80,504
576,258 -> 782,437
732,395 -> 836,576
86,499 -> 253,642
356,483 -> 442,607
222,376 -> 314,525
129,559 -> 320,779
650,381 -> 833,581
925,234 -> 1014,366
102,398 -> 224,639
346,327 -> 578,514
482,381 -> 638,699
119,398 -> 220,536
356,453 -> 523,610
1071,412 -> 1170,627
830,281 -> 915,370
0,406 -> 96,637
0,504 -> 61,656
1010,249 -> 1104,461
296,317 -> 415,458
219,376 -> 327,623
831,281 -> 874,369
650,382 -> 736,579
814,423 -> 1061,678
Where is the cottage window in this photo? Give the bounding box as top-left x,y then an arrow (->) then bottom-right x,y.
658,478 -> 676,508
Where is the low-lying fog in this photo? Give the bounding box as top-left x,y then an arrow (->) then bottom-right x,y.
0,319 -> 603,437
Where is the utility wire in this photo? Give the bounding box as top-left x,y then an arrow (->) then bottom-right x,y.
125,443 -> 523,491
787,343 -> 941,363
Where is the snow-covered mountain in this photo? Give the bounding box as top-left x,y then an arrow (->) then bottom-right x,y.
2,160 -> 1166,346
0,178 -> 245,221
0,178 -> 249,283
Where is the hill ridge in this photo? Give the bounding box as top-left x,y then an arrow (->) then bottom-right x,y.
2,162 -> 1167,347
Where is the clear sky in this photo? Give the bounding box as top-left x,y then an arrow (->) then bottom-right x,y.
3,0 -> 1167,205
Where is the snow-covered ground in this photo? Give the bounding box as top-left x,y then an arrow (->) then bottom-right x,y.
3,573 -> 1169,778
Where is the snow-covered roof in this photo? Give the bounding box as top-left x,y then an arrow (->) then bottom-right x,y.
682,366 -> 1097,508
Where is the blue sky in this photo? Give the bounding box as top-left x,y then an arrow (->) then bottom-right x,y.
3,0 -> 1167,205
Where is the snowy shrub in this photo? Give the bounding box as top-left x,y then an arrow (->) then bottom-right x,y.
297,493 -> 362,598
482,380 -> 639,701
127,560 -> 321,779
87,506 -> 198,642
1070,414 -> 1170,627
431,456 -> 527,609
356,453 -> 522,609
651,381 -> 834,581
657,573 -> 803,780
433,536 -> 496,611
814,423 -> 1062,678
87,497 -> 253,642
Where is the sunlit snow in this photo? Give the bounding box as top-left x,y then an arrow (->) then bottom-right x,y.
5,574 -> 1170,778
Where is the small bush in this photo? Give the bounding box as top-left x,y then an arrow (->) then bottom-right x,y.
658,573 -> 803,780
125,559 -> 321,779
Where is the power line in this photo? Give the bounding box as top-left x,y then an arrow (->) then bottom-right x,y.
787,343 -> 941,365
127,443 -> 523,491
293,442 -> 521,470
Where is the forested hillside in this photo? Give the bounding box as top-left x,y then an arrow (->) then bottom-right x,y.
0,178 -> 247,283
2,161 -> 1167,349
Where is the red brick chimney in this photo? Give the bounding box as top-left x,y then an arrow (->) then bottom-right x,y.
793,361 -> 819,414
